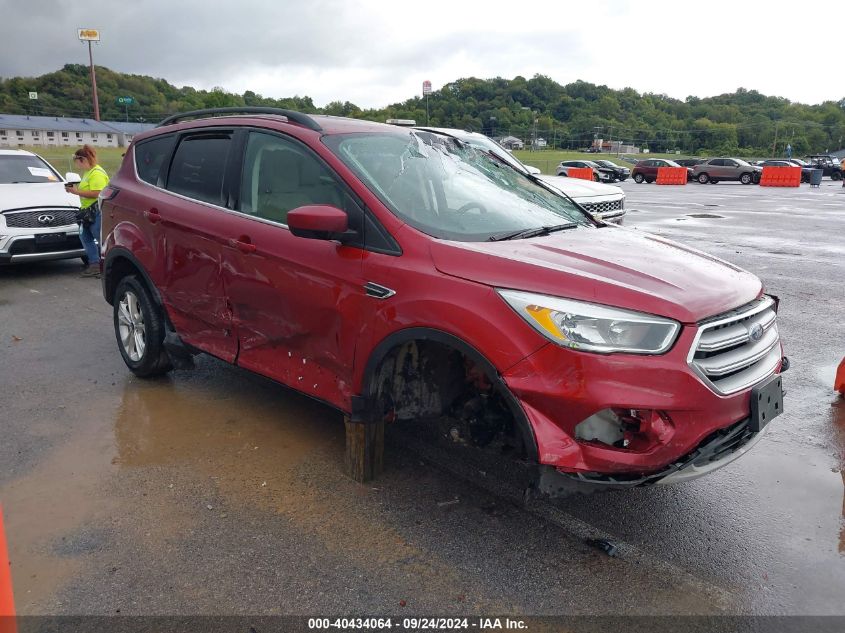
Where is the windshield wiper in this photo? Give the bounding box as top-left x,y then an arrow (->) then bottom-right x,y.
488,223 -> 577,242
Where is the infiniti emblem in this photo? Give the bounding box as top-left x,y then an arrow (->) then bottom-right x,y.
37,214 -> 55,225
749,323 -> 764,342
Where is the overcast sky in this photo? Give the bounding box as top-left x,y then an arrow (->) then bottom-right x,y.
0,0 -> 841,109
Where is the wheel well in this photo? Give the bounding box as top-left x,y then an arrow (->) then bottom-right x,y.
104,253 -> 161,309
362,332 -> 538,461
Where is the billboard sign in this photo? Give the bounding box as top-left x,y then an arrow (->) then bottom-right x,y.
78,28 -> 100,41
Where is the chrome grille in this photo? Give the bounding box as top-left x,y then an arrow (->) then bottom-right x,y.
689,297 -> 781,395
3,209 -> 79,228
580,199 -> 623,214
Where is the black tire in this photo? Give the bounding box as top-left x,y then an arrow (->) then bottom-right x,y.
697,173 -> 709,184
633,173 -> 644,183
710,179 -> 719,184
81,254 -> 89,265
645,178 -> 654,184
113,275 -> 172,378
832,171 -> 842,181
740,172 -> 753,185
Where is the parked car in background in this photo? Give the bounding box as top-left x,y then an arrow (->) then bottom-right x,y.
692,158 -> 762,184
593,159 -> 631,182
100,107 -> 785,490
804,155 -> 843,180
557,160 -> 624,184
415,128 -> 626,224
557,160 -> 601,181
675,158 -> 708,170
631,158 -> 691,183
760,159 -> 815,183
0,149 -> 84,264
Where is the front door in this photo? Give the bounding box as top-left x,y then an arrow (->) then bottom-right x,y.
221,130 -> 369,411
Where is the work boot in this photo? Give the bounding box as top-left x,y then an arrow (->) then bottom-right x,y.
80,264 -> 100,278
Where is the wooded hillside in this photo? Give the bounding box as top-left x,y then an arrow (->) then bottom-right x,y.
2,64 -> 843,155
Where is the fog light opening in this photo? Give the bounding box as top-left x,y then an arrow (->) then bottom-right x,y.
575,408 -> 674,451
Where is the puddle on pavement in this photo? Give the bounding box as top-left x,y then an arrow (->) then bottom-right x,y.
1,409 -> 118,611
686,213 -> 725,219
110,368 -> 479,603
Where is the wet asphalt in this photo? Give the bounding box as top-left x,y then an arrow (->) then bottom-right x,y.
0,178 -> 843,619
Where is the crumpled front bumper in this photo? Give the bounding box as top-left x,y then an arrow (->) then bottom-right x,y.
535,415 -> 771,495
502,329 -> 785,485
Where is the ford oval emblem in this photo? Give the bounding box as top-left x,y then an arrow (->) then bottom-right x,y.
749,323 -> 764,342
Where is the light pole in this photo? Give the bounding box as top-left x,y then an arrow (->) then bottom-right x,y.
78,28 -> 101,121
489,116 -> 496,138
422,80 -> 432,125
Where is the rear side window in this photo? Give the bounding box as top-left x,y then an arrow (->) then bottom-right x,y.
135,135 -> 175,186
166,133 -> 232,206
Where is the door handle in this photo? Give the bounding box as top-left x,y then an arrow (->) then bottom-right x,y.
228,237 -> 256,254
144,208 -> 161,224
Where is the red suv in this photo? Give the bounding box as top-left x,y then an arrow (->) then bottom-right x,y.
100,108 -> 786,492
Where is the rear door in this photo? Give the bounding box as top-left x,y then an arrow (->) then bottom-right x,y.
159,129 -> 238,362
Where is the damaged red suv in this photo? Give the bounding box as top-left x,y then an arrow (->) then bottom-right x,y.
100,108 -> 786,492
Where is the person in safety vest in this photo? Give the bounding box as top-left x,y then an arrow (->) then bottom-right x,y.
66,145 -> 110,278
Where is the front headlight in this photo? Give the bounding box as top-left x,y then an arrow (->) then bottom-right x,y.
498,290 -> 680,354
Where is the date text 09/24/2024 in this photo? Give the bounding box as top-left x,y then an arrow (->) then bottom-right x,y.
307,617 -> 528,630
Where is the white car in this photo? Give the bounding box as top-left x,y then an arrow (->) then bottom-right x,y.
413,127 -> 625,224
0,149 -> 84,264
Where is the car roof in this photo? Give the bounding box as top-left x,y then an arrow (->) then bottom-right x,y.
0,149 -> 38,157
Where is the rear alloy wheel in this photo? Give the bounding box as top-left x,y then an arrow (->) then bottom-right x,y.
697,173 -> 709,184
113,276 -> 172,377
633,173 -> 644,184
740,172 -> 753,185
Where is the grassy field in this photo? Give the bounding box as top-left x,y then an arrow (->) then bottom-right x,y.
23,144 -> 686,178
513,150 -> 687,174
21,145 -> 127,178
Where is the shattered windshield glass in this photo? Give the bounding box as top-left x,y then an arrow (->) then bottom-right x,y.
323,130 -> 591,242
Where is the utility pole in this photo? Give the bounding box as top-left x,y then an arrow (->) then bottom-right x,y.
772,121 -> 779,158
78,29 -> 101,121
422,80 -> 432,126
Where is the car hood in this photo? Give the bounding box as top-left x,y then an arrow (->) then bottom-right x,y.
537,175 -> 623,199
0,182 -> 80,212
429,226 -> 762,323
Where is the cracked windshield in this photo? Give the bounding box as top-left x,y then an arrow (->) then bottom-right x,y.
325,130 -> 592,241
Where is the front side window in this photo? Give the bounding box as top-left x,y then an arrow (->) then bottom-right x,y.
239,131 -> 358,229
166,132 -> 231,206
135,135 -> 176,186
324,130 -> 591,242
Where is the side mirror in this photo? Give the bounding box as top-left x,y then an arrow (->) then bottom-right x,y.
65,172 -> 82,184
525,165 -> 541,175
287,205 -> 351,242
